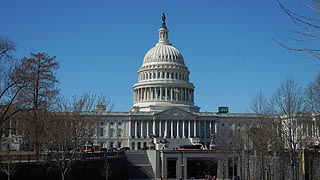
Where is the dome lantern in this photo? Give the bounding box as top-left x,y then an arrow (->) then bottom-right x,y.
157,13 -> 171,46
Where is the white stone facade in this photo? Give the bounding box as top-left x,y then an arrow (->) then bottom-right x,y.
94,15 -> 320,152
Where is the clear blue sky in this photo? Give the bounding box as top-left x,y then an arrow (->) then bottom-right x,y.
1,0 -> 319,113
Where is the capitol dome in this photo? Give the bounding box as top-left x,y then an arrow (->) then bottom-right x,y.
142,45 -> 185,65
131,14 -> 199,113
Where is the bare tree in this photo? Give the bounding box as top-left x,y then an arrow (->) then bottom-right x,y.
0,150 -> 17,180
250,91 -> 285,180
269,77 -> 305,180
0,35 -> 16,62
276,0 -> 320,60
215,121 -> 245,179
250,90 -> 271,114
42,93 -> 111,180
0,36 -> 22,150
101,158 -> 112,180
14,52 -> 59,155
305,72 -> 320,112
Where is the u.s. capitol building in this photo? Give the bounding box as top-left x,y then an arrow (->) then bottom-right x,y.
93,14 -> 320,180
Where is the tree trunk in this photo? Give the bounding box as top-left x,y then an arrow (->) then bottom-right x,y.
61,172 -> 65,180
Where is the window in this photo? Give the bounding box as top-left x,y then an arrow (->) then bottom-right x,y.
117,129 -> 123,137
137,142 -> 141,150
118,142 -> 122,148
100,127 -> 104,136
110,142 -> 114,148
131,142 -> 135,150
109,129 -> 115,137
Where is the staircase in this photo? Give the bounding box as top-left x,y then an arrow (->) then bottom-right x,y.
126,150 -> 155,180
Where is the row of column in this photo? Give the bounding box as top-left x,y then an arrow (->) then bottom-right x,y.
139,71 -> 189,81
129,120 -> 216,139
98,122 -> 127,139
133,87 -> 194,103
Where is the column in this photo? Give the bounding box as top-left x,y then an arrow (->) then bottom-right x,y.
171,121 -> 174,138
204,121 -> 207,138
107,121 -> 111,138
198,121 -> 201,137
140,89 -> 143,101
182,88 -> 185,101
144,88 -> 147,101
155,87 -> 158,100
188,120 -> 191,138
134,121 -> 138,138
193,120 -> 197,137
191,90 -> 194,102
214,122 -> 217,135
182,121 -> 185,138
141,121 -> 144,138
147,121 -> 149,138
177,121 -> 180,138
128,121 -> 132,137
159,120 -> 162,137
165,87 -> 168,100
151,87 -> 154,100
133,90 -> 136,103
153,120 -> 156,135
137,89 -> 139,102
165,121 -> 168,138
171,88 -> 173,101
141,88 -> 143,101
187,89 -> 190,102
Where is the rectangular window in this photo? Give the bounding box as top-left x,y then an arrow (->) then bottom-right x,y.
100,127 -> 104,136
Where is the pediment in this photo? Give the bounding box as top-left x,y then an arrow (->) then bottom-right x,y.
153,107 -> 196,120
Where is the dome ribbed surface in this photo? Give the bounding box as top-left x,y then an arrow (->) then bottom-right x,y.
143,45 -> 185,65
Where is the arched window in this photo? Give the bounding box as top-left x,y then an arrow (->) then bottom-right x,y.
131,142 -> 135,150
137,142 -> 141,150
143,142 -> 147,149
109,128 -> 115,137
117,129 -> 123,137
